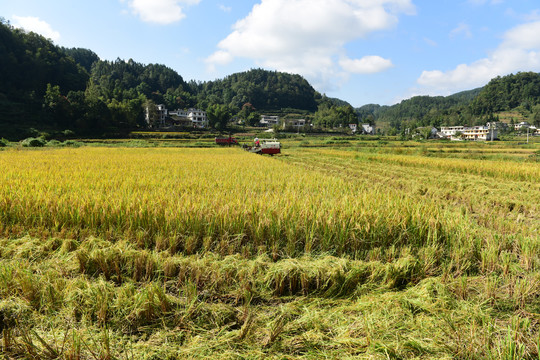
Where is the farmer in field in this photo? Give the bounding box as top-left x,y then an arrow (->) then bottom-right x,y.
254,137 -> 260,147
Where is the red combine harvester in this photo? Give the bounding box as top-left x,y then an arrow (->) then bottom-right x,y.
215,136 -> 238,145
244,138 -> 281,155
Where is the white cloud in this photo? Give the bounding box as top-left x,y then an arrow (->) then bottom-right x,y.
416,20 -> 540,95
206,0 -> 414,91
450,23 -> 472,39
12,16 -> 60,42
205,50 -> 234,72
523,9 -> 540,21
339,55 -> 393,74
125,0 -> 200,24
423,37 -> 438,47
219,4 -> 232,13
467,0 -> 503,5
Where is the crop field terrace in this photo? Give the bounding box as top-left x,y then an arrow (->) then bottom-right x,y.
0,138 -> 539,359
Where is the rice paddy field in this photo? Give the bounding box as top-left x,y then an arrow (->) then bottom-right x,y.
1,137 -> 539,359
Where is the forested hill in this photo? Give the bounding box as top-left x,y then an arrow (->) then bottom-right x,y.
357,88 -> 482,130
0,18 -> 90,137
3,16 -> 540,138
0,14 -> 368,137
362,72 -> 540,131
194,69 -> 319,112
0,19 -> 325,138
0,21 -> 90,102
469,72 -> 540,115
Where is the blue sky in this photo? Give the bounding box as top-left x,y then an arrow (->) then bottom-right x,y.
2,0 -> 540,107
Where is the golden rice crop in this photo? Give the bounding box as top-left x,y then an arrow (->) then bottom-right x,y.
302,147 -> 540,182
1,144 -> 539,359
0,147 -> 486,259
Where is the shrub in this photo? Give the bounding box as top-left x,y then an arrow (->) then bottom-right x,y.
47,139 -> 63,147
62,129 -> 75,137
21,137 -> 46,147
63,140 -> 83,147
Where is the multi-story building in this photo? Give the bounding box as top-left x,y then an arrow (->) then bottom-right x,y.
440,126 -> 464,137
187,108 -> 207,127
170,108 -> 208,128
260,115 -> 280,127
145,104 -> 168,127
461,126 -> 497,141
440,125 -> 497,140
284,118 -> 307,129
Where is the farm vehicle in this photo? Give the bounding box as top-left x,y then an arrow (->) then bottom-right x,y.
243,138 -> 281,155
215,136 -> 238,145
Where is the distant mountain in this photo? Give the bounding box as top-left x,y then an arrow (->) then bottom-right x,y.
319,96 -> 352,108
359,74 -> 540,131
447,87 -> 483,102
2,16 -> 540,139
357,88 -> 484,130
356,103 -> 388,120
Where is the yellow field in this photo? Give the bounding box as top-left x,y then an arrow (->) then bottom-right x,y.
1,143 -> 539,359
1,147 -> 488,257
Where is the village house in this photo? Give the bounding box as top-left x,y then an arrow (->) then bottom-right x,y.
187,108 -> 208,128
440,126 -> 464,137
166,107 -> 208,128
360,124 -> 375,135
260,115 -> 280,127
349,123 -> 375,135
440,125 -> 497,141
514,121 -> 530,131
283,118 -> 307,129
461,126 -> 497,141
168,109 -> 192,127
145,104 -> 168,127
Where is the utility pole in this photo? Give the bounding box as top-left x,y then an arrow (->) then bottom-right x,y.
527,126 -> 529,144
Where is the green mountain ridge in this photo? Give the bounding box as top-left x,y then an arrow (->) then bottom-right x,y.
2,17 -> 540,139
1,18 -> 341,138
365,73 -> 540,131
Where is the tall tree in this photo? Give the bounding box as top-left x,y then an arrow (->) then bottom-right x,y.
207,104 -> 232,130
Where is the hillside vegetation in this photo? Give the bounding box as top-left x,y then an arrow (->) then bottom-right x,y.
367,73 -> 540,132
3,17 -> 540,139
0,19 -> 326,139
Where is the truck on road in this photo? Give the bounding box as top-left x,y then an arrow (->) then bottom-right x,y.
215,136 -> 238,145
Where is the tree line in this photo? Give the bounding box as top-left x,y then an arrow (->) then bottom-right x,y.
365,72 -> 540,133
3,17 -> 540,139
1,19 -> 346,139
